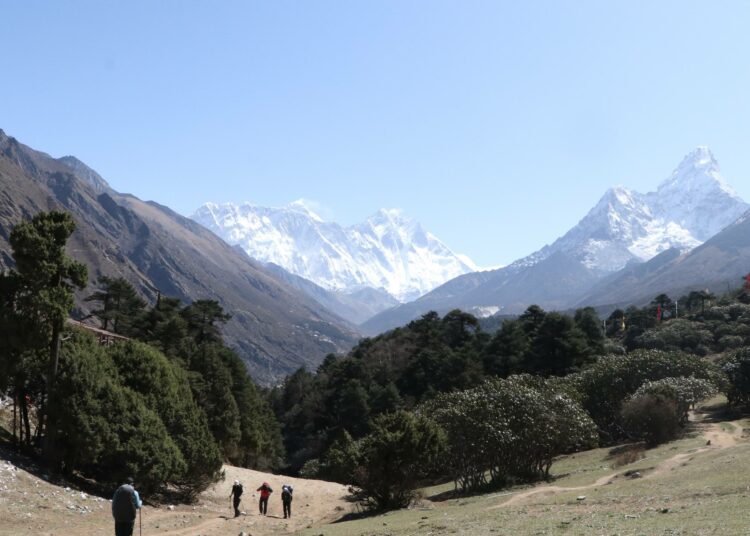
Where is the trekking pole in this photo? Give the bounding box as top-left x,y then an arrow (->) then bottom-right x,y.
139,507 -> 142,536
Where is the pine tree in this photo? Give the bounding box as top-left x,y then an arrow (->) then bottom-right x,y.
181,299 -> 231,345
85,276 -> 146,334
6,211 -> 87,464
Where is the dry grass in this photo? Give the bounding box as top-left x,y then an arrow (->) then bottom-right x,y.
610,443 -> 647,467
294,412 -> 750,536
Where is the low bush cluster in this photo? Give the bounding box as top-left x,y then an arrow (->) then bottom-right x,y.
422,375 -> 598,492
630,377 -> 717,425
562,350 -> 722,442
620,394 -> 680,447
721,347 -> 750,407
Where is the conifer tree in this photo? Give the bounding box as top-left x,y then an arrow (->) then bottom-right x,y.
6,211 -> 87,464
85,276 -> 146,334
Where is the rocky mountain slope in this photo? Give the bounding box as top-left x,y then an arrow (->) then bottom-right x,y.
260,260 -> 400,326
191,202 -> 478,303
363,148 -> 748,334
0,129 -> 359,384
576,209 -> 750,309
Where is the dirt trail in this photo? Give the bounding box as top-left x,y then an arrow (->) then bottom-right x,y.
496,472 -> 618,507
153,465 -> 354,536
0,457 -> 354,536
1,416 -> 745,534
492,418 -> 746,509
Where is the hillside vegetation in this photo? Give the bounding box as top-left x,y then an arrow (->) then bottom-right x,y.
4,209 -> 750,535
1,211 -> 282,496
295,402 -> 750,536
1,399 -> 747,535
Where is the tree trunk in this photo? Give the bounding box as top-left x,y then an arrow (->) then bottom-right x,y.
12,393 -> 17,446
113,295 -> 120,333
33,401 -> 43,444
103,295 -> 110,331
43,321 -> 62,466
36,386 -> 46,443
20,393 -> 31,448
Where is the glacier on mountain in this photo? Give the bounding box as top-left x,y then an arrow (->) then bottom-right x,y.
191,202 -> 477,302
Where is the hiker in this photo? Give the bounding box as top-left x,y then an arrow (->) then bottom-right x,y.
257,481 -> 273,515
229,479 -> 243,517
112,477 -> 142,536
281,483 -> 294,519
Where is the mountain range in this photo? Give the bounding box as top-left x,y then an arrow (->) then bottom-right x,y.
363,148 -> 750,334
4,127 -> 750,382
191,202 -> 478,304
0,129 -> 359,384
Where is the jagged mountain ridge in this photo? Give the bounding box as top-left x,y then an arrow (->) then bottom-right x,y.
520,147 -> 746,273
0,129 -> 359,384
576,209 -> 750,309
191,202 -> 478,303
363,147 -> 749,334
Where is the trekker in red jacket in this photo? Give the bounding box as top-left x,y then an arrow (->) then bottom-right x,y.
257,482 -> 273,515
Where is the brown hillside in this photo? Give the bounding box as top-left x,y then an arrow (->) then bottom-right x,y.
0,129 -> 359,384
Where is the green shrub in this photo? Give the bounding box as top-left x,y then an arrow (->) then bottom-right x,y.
423,375 -> 597,492
719,335 -> 744,351
631,377 -> 717,425
107,340 -> 223,496
352,410 -> 445,510
319,430 -> 360,484
634,319 -> 714,354
720,348 -> 750,407
51,331 -> 186,493
298,458 -> 321,479
563,350 -> 721,442
621,394 -> 680,447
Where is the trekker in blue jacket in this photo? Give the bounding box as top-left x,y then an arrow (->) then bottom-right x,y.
112,477 -> 142,536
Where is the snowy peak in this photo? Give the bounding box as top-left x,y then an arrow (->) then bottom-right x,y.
191,202 -> 477,302
358,209 -> 424,249
288,199 -> 325,222
589,186 -> 650,225
521,147 -> 748,274
677,145 -> 718,171
657,146 -> 739,200
650,146 -> 747,241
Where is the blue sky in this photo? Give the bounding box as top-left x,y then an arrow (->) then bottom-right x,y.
2,1 -> 750,266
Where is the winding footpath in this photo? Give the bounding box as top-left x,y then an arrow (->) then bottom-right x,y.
492,415 -> 745,510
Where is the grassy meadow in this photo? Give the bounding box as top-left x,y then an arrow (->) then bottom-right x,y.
295,403 -> 750,536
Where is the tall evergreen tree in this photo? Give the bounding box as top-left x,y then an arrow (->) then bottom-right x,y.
526,312 -> 591,376
85,276 -> 146,335
574,307 -> 605,354
181,299 -> 231,345
6,211 -> 87,464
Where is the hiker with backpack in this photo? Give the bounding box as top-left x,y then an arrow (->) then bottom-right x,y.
112,477 -> 142,536
281,483 -> 294,519
257,481 -> 273,515
229,480 -> 243,517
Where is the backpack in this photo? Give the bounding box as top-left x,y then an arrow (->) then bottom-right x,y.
112,484 -> 137,522
282,485 -> 293,501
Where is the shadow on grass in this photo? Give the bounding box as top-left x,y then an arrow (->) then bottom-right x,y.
332,507 -> 413,523
427,475 -> 549,503
696,400 -> 743,423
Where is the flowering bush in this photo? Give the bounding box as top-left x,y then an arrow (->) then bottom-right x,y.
421,375 -> 597,492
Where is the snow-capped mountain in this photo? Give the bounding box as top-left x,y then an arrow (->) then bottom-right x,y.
362,147 -> 749,334
522,146 -> 748,274
191,201 -> 478,302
